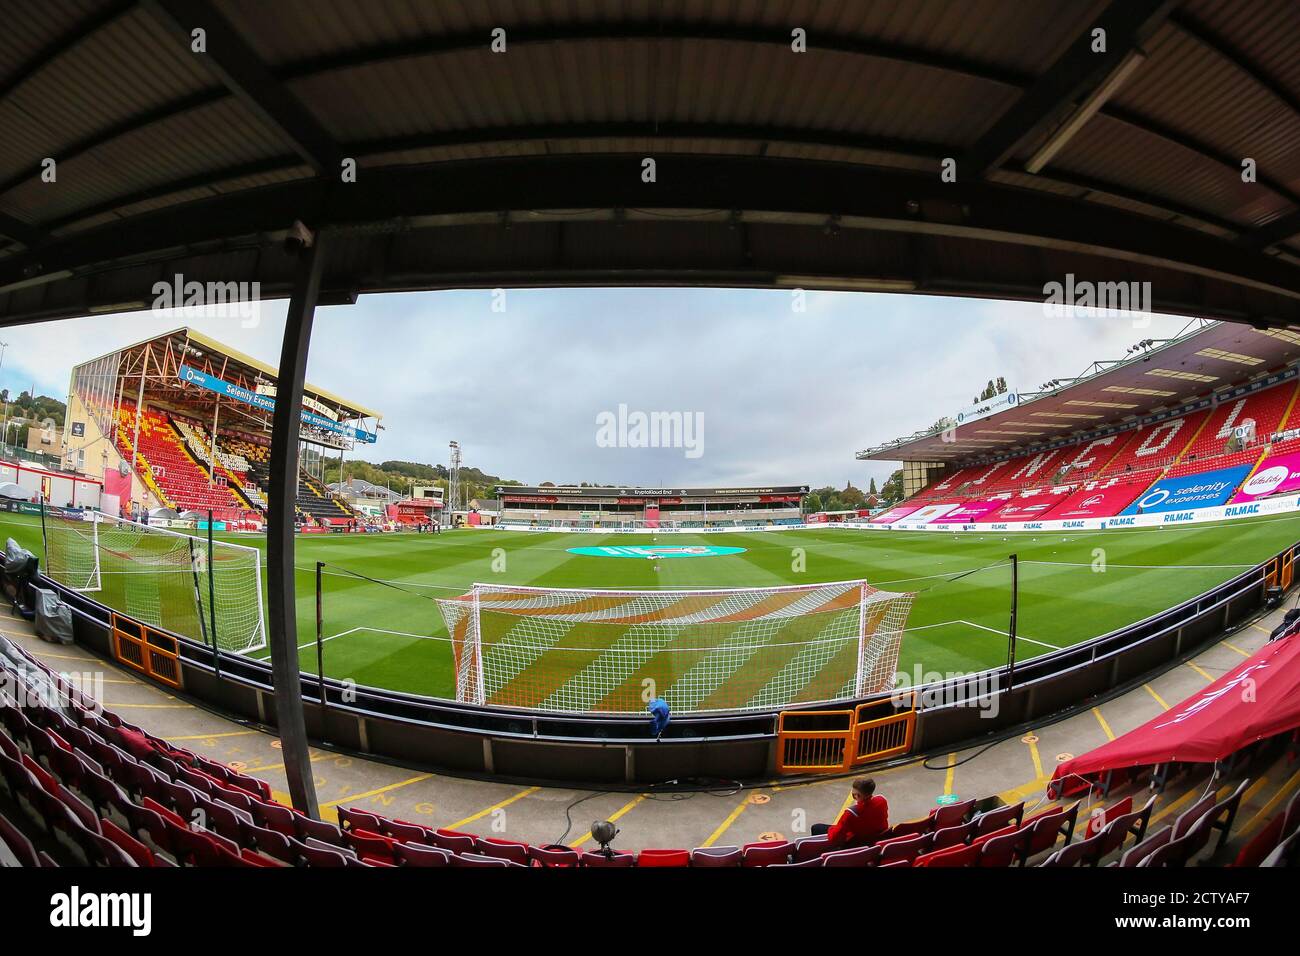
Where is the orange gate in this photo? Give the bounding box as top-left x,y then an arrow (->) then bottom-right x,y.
111,613 -> 183,689
776,694 -> 916,774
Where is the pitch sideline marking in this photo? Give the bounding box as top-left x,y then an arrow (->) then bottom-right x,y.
957,620 -> 1062,651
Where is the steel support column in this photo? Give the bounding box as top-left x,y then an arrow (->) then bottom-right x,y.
266,232 -> 327,818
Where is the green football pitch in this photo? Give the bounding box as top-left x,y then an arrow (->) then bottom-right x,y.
4,510 -> 1297,709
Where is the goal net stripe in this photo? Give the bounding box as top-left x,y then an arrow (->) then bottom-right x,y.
437,580 -> 915,714
461,583 -> 863,625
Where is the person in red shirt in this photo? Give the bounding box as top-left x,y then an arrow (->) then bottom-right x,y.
812,777 -> 890,847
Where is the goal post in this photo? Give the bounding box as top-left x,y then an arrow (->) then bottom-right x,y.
436,580 -> 915,715
43,510 -> 266,654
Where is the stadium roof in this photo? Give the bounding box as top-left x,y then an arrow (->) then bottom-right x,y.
1,0 -> 1299,328
859,319 -> 1300,463
78,326 -> 382,422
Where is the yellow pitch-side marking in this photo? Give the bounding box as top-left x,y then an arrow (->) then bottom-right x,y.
1186,661 -> 1215,682
1237,768 -> 1300,838
1150,783 -> 1230,826
445,786 -> 541,831
30,651 -> 99,663
103,702 -> 192,709
239,751 -> 344,776
1221,641 -> 1251,657
1142,684 -> 1169,710
1092,707 -> 1115,741
943,752 -> 957,796
319,772 -> 434,810
997,775 -> 1052,806
700,791 -> 764,848
1023,734 -> 1043,779
168,730 -> 262,741
569,794 -> 647,849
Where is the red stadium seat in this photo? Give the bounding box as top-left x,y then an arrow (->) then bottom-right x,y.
930,798 -> 976,830
741,839 -> 793,867
429,828 -> 478,854
930,821 -> 974,851
972,802 -> 1024,835
528,845 -> 581,867
454,852 -> 516,868
477,837 -> 531,865
690,846 -> 742,867
914,842 -> 981,867
793,834 -> 831,861
337,806 -> 384,834
581,850 -> 637,867
876,832 -> 931,864
977,828 -> 1029,867
821,844 -> 881,867
637,848 -> 690,867
394,842 -> 454,867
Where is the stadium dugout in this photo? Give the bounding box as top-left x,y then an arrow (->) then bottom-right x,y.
0,0 -> 1298,823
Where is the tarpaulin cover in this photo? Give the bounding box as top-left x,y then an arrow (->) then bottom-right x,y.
34,588 -> 74,645
1052,634 -> 1300,792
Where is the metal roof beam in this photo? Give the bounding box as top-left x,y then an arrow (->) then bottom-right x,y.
0,213 -> 43,250
38,122 -> 1249,243
4,154 -> 1298,304
963,0 -> 1179,176
1244,210 -> 1300,252
140,0 -> 341,175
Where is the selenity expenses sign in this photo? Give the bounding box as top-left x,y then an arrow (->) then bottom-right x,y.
178,365 -> 376,443
1120,464 -> 1252,515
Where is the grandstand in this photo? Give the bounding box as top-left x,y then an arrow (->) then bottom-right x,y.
498,484 -> 808,530
862,322 -> 1300,525
63,329 -> 381,530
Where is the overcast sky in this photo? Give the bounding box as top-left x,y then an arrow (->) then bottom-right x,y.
3,289 -> 1191,490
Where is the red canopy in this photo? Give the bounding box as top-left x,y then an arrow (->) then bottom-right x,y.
1052,633 -> 1300,793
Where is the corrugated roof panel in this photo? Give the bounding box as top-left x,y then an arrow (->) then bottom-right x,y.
1184,0 -> 1300,102
1046,114 -> 1293,231
1113,23 -> 1300,203
1,8 -> 217,178
291,40 -> 1010,151
223,0 -> 1093,81
1,96 -> 295,225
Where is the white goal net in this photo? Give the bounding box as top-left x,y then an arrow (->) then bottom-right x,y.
436,580 -> 914,715
43,511 -> 266,654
